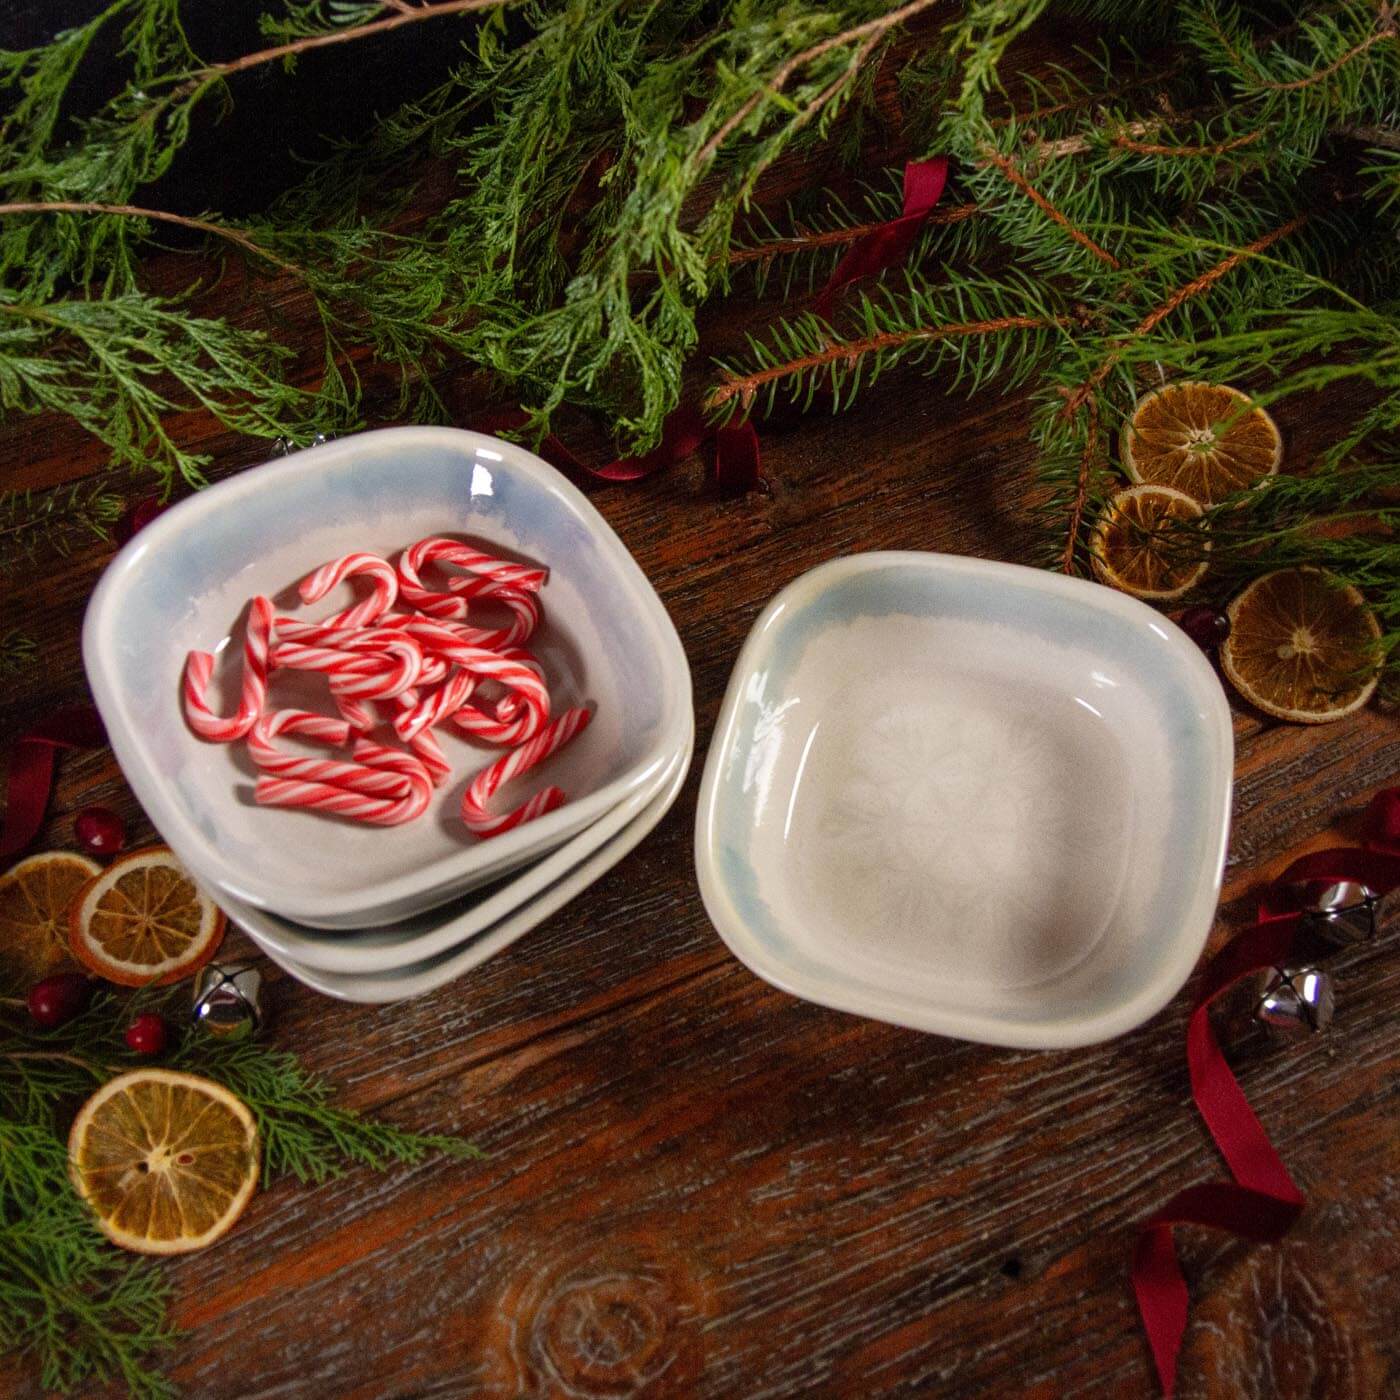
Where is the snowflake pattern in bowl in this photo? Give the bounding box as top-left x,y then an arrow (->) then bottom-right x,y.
695,551 -> 1233,1050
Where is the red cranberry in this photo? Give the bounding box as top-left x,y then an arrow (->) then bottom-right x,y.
1177,605 -> 1230,651
75,806 -> 126,856
27,973 -> 94,1028
124,1012 -> 169,1056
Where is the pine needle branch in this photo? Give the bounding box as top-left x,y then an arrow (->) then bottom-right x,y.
0,628 -> 38,675
0,481 -> 124,561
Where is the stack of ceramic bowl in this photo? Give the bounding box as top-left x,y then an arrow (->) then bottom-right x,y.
82,428 -> 694,1002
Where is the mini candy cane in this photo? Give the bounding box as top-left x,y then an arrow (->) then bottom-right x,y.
326,636 -> 423,700
397,537 -> 546,619
247,710 -> 412,799
298,552 -> 398,629
349,739 -> 432,825
382,696 -> 455,787
255,776 -> 402,824
272,637 -> 423,700
334,693 -> 377,733
273,616 -> 410,647
400,594 -> 539,651
461,707 -> 591,839
392,670 -> 477,743
182,596 -> 274,742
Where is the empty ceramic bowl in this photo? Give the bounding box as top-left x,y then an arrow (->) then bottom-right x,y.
695,552 -> 1233,1049
83,427 -> 690,928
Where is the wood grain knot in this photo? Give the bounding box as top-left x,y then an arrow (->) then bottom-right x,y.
489,1238 -> 711,1398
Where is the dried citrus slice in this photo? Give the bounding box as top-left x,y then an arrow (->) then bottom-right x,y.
1220,568 -> 1382,723
69,846 -> 225,986
1090,484 -> 1209,601
1121,382 -> 1281,505
68,1068 -> 259,1255
0,851 -> 100,993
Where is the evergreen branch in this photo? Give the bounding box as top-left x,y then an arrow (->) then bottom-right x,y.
1059,393 -> 1100,572
1059,213 -> 1311,418
0,481 -> 124,562
1255,12 -> 1397,92
728,201 -> 981,266
168,0 -> 512,98
979,145 -> 1121,267
171,1037 -> 485,1186
0,629 -> 37,676
708,313 -> 1061,412
0,201 -> 301,272
1109,129 -> 1264,157
695,0 -> 948,167
1,982 -> 480,1394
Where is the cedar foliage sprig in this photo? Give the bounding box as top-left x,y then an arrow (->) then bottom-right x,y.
0,984 -> 480,1396
1,0 -> 1399,678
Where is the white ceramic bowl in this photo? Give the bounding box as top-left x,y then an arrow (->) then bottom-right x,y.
244,724 -> 694,1003
219,711 -> 691,974
695,552 -> 1233,1049
83,427 -> 690,928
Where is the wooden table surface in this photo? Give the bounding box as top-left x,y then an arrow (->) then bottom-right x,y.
4,155 -> 1400,1400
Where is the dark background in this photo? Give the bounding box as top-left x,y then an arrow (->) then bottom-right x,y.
4,1 -> 467,217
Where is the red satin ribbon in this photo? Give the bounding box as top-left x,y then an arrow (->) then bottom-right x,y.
473,158 -> 949,492
473,404 -> 762,493
1,706 -> 107,860
813,156 -> 950,320
1134,790 -> 1400,1394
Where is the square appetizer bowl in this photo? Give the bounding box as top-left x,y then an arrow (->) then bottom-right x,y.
83,426 -> 690,929
695,552 -> 1233,1050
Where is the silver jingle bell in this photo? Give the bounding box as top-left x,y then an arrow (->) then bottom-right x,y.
1286,878 -> 1382,947
192,961 -> 264,1040
1255,965 -> 1334,1039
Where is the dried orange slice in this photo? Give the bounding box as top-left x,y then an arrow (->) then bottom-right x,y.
1220,568 -> 1382,723
68,1068 -> 259,1255
0,851 -> 100,993
1121,382 -> 1281,505
69,846 -> 225,986
1090,485 -> 1209,601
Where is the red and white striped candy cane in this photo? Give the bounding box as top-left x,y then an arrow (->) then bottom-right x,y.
333,693 -> 377,733
270,641 -> 385,676
272,636 -> 424,700
326,636 -> 423,700
298,551 -> 398,629
181,596 -> 273,742
393,670 -> 477,743
246,710 -> 412,798
349,739 -> 432,825
397,537 -> 547,618
460,706 -> 591,839
382,696 -> 455,787
273,616 -> 409,647
254,776 -> 402,823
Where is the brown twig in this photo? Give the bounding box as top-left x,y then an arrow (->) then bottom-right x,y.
0,200 -> 301,272
979,147 -> 1121,268
1110,129 -> 1265,158
1257,21 -> 1396,91
1060,395 -> 1100,574
169,0 -> 510,100
695,0 -> 945,167
705,314 -> 1066,412
1058,213 -> 1310,421
3,1050 -> 104,1075
727,202 -> 980,265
